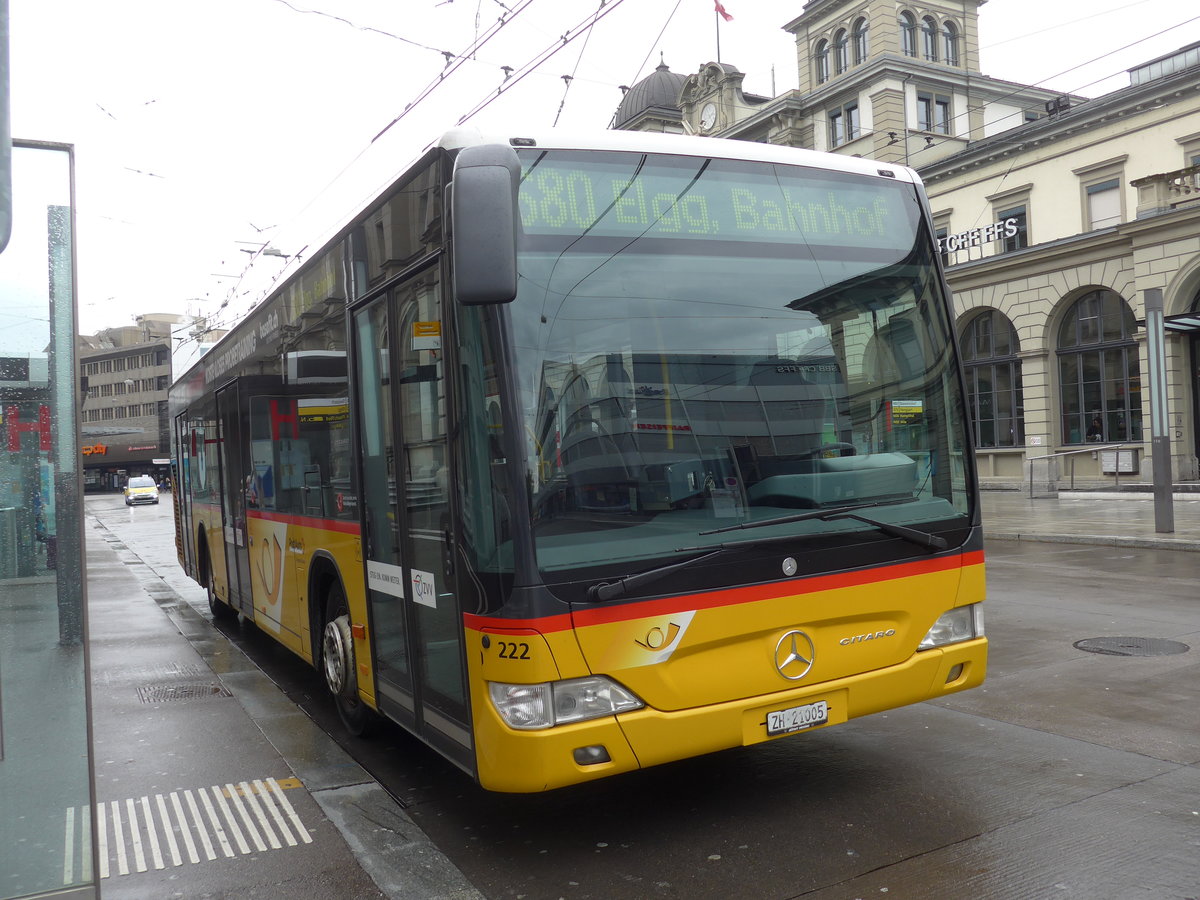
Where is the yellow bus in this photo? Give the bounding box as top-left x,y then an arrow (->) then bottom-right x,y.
170,129 -> 986,792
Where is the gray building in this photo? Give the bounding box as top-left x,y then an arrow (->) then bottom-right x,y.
78,313 -> 225,490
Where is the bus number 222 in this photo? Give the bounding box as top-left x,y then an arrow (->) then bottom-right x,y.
498,641 -> 531,660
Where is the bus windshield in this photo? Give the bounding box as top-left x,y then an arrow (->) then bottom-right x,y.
475,149 -> 972,582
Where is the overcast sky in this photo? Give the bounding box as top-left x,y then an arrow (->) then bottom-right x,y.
8,0 -> 1199,337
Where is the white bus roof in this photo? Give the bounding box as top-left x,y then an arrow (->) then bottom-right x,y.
436,127 -> 921,187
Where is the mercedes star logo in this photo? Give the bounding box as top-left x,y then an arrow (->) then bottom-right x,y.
774,630 -> 815,681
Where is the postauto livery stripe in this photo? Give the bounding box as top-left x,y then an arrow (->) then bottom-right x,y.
463,549 -> 985,634
246,508 -> 361,534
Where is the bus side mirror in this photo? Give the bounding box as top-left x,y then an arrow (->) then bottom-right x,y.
451,144 -> 520,305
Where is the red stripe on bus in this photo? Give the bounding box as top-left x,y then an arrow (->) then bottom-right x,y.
246,509 -> 361,534
463,550 -> 985,633
467,612 -> 577,634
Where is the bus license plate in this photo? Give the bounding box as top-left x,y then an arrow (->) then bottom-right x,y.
767,700 -> 829,736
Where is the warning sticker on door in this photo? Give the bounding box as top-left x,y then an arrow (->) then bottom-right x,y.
366,560 -> 407,600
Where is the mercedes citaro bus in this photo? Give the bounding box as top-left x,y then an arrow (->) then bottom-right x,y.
170,129 -> 986,792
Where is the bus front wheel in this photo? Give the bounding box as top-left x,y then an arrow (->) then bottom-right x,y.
207,567 -> 237,622
322,585 -> 377,737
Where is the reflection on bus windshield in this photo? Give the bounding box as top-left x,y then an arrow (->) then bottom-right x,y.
514,265 -> 967,572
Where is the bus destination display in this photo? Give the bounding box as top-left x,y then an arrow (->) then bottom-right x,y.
518,152 -> 916,249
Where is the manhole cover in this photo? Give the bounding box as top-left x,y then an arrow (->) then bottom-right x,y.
137,681 -> 233,703
1073,637 -> 1190,657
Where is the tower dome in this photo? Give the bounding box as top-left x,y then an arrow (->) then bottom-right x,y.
613,61 -> 687,129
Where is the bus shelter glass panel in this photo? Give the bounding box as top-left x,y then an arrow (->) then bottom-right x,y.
0,143 -> 97,897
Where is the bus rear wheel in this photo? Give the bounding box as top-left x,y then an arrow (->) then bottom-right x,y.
322,585 -> 377,737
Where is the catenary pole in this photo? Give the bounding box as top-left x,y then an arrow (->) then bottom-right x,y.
1144,287 -> 1174,533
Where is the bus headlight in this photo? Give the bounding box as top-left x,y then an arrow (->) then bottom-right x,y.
489,677 -> 644,730
918,603 -> 984,650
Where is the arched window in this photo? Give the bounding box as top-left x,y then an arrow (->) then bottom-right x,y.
852,17 -> 869,65
815,39 -> 830,84
942,20 -> 960,66
922,16 -> 939,61
961,311 -> 1024,448
899,12 -> 918,57
1057,289 -> 1142,445
833,29 -> 849,74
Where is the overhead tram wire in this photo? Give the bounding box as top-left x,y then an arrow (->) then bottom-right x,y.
982,0 -> 1171,53
920,13 -> 1200,240
201,0 -> 675,330
370,0 -> 538,143
619,0 -> 685,115
456,0 -> 627,126
267,0 -> 448,53
195,6 -> 1188,337
551,9 -> 596,127
456,0 -> 629,126
212,0 -> 635,330
927,12 -> 1200,158
286,0 -> 537,224
552,0 -> 629,126
200,0 -> 543,331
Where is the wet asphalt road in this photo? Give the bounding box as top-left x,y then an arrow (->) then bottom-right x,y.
88,495 -> 1200,899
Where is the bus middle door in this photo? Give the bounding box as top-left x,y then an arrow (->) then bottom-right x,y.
216,382 -> 254,619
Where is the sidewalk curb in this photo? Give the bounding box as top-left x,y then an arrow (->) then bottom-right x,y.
87,513 -> 484,900
985,531 -> 1200,552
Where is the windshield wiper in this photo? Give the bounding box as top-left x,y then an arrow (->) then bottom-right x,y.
699,499 -> 912,536
586,531 -> 804,603
586,501 -> 947,603
588,547 -> 725,602
819,511 -> 947,551
701,499 -> 947,553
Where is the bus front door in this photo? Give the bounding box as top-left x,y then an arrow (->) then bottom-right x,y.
352,272 -> 472,772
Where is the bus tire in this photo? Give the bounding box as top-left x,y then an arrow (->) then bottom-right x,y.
322,584 -> 377,737
207,567 -> 237,622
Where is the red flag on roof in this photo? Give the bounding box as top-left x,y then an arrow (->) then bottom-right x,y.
714,0 -> 733,22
